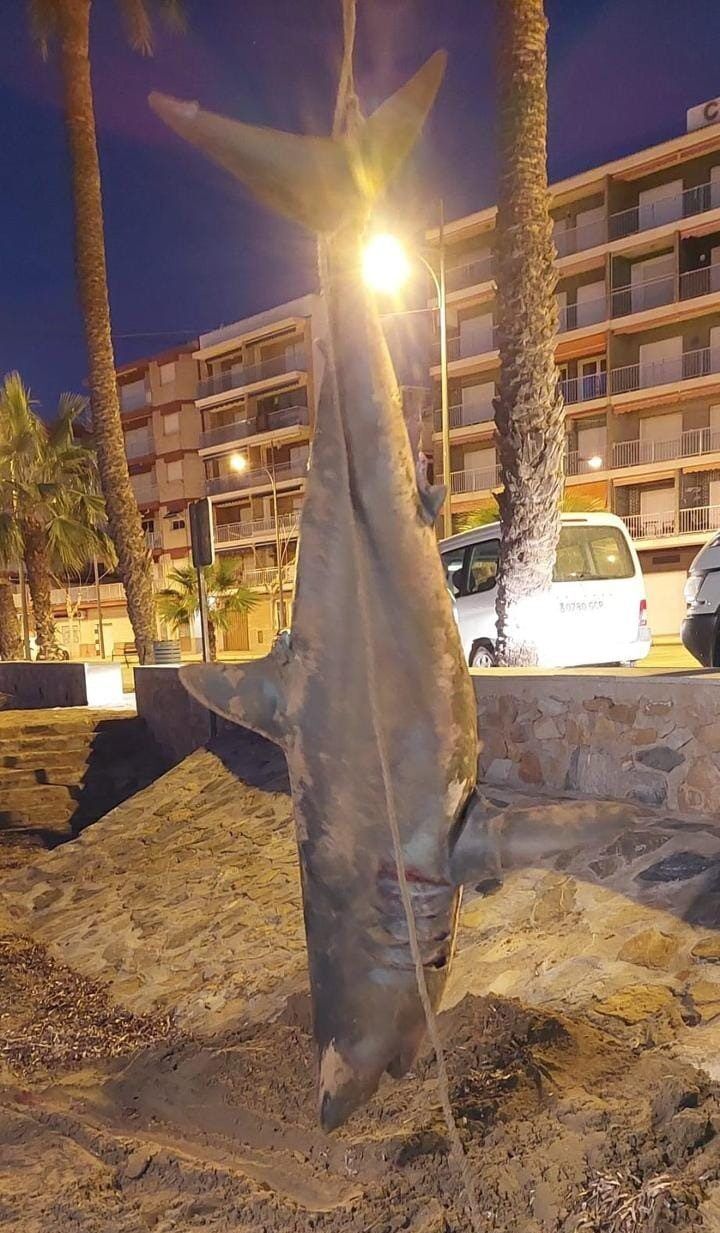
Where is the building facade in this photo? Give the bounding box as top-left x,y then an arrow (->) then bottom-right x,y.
48,344 -> 203,659
195,294 -> 327,653
429,105 -> 720,634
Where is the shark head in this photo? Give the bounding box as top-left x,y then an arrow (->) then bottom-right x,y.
149,50 -> 446,233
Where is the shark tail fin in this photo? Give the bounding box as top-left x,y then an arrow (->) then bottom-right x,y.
149,50 -> 446,233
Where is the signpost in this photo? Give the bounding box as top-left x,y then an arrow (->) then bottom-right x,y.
189,499 -> 214,665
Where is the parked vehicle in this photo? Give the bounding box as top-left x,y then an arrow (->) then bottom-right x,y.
440,512 -> 651,669
681,532 -> 720,666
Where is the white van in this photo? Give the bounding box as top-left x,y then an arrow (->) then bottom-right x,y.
681,531 -> 720,666
440,512 -> 651,669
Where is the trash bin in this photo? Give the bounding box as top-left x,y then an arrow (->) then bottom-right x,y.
152,639 -> 181,664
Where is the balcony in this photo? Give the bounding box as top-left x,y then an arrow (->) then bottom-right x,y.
680,262 -> 720,301
436,328 -> 498,365
564,450 -> 608,477
433,403 -> 494,432
125,433 -> 154,459
559,371 -> 607,405
610,344 -> 720,397
131,482 -> 159,507
622,505 -> 720,541
119,385 -> 150,414
200,405 -> 309,451
444,254 -> 494,293
613,428 -> 720,469
558,293 -> 608,333
214,512 -> 299,545
50,582 -> 126,607
610,261 -> 720,319
206,457 -> 308,497
449,465 -> 501,495
242,563 -> 296,589
608,178 -> 720,242
199,348 -> 307,398
554,215 -> 607,258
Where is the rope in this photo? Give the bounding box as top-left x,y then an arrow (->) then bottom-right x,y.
323,11 -> 484,1224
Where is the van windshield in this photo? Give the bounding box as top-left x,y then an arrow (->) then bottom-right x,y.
554,525 -> 634,582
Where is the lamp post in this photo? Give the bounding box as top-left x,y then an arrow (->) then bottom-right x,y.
362,212 -> 452,539
229,452 -> 288,633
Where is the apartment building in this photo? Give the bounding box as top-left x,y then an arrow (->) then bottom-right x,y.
48,344 -> 204,659
196,294 -> 326,652
428,97 -> 720,634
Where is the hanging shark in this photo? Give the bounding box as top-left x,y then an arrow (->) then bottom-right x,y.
149,58 -> 620,1130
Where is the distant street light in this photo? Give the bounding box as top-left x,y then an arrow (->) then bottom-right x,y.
586,455 -> 603,471
362,208 -> 452,538
230,451 -> 288,632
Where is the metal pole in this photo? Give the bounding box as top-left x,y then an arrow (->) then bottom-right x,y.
197,566 -> 211,663
93,555 -> 106,660
438,199 -> 452,539
269,454 -> 287,632
18,560 -> 30,660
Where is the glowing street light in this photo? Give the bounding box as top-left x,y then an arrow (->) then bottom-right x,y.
229,452 -> 248,473
587,455 -> 603,471
362,211 -> 452,538
362,234 -> 411,294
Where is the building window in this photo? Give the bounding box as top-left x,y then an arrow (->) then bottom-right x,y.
119,377 -> 148,413
141,519 -> 155,534
159,361 -> 175,385
163,411 -> 180,435
171,518 -> 186,531
166,459 -> 183,482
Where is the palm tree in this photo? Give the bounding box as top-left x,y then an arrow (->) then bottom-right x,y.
0,373 -> 112,660
157,559 -> 257,661
493,0 -> 565,665
27,0 -> 184,663
0,575 -> 22,660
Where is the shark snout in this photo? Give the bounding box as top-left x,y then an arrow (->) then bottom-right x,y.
318,1012 -> 428,1131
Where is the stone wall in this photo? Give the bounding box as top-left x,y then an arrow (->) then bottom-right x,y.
134,666 -> 235,764
474,670 -> 720,818
0,663 -> 88,709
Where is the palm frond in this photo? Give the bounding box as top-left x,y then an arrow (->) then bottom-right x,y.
120,0 -> 153,54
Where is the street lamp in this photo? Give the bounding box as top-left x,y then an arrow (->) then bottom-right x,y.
362,215 -> 452,539
230,452 -> 288,632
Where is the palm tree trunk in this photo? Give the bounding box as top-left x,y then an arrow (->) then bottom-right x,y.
493,0 -> 565,666
55,0 -> 156,664
208,618 -> 218,662
0,577 -> 22,660
23,525 -> 61,661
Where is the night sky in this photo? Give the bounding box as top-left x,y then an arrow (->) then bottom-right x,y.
2,0 -> 720,411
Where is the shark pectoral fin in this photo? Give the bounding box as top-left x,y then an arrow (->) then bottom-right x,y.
450,795 -> 631,887
149,94 -> 351,232
359,51 -> 447,198
418,482 -> 446,527
179,658 -> 287,745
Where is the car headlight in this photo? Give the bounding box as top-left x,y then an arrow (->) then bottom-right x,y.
684,574 -> 703,604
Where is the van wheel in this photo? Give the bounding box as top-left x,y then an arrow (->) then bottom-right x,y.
470,642 -> 496,669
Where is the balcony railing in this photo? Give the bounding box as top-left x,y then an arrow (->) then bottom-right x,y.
611,271 -> 675,318
242,563 -> 296,589
206,457 -> 308,497
200,405 -> 309,451
50,582 -> 126,607
557,293 -> 608,333
608,178 -> 720,242
125,434 -> 154,459
444,255 -> 494,293
680,262 -> 720,301
214,512 -> 299,545
449,465 -> 501,495
119,385 -> 150,413
437,328 -> 498,365
199,348 -> 307,399
622,505 -> 720,541
553,216 -> 607,258
610,344 -> 720,396
559,371 -> 607,405
433,402 -> 494,432
613,428 -> 720,469
564,450 -> 607,476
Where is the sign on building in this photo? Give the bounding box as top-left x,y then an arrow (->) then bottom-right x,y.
687,98 -> 720,133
